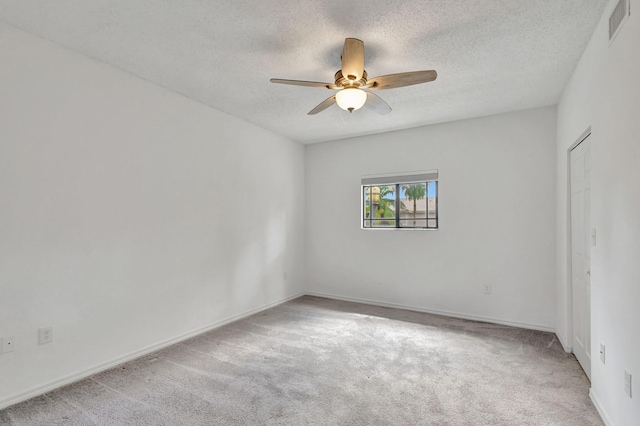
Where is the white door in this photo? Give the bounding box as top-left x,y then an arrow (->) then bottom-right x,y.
570,136 -> 591,379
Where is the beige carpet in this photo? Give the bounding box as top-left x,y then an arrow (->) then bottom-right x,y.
0,296 -> 603,425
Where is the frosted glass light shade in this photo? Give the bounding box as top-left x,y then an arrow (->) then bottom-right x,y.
335,88 -> 367,112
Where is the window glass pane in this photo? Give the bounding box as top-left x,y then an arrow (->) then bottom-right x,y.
371,185 -> 396,227
428,219 -> 437,228
370,220 -> 396,228
400,219 -> 427,228
427,182 -> 437,219
399,183 -> 428,223
363,187 -> 371,219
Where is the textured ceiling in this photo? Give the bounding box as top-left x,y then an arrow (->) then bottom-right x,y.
0,0 -> 608,144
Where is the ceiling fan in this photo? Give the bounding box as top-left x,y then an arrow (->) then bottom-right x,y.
270,38 -> 437,115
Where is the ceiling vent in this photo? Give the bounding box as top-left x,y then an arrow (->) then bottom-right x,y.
609,0 -> 630,42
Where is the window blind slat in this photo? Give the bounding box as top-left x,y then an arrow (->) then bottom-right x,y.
361,171 -> 438,186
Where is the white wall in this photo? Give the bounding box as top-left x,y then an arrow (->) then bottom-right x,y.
306,107 -> 557,331
556,1 -> 640,424
0,24 -> 305,407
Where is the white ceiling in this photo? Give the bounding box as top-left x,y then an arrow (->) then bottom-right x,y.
0,0 -> 608,144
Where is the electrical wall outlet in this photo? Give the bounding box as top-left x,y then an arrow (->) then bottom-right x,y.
1,336 -> 15,353
624,370 -> 632,398
599,343 -> 606,363
39,327 -> 53,345
483,284 -> 491,294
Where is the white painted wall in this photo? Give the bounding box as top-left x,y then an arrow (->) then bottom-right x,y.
0,24 -> 305,407
306,107 -> 557,331
556,1 -> 640,424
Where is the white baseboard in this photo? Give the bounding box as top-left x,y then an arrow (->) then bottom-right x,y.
555,330 -> 572,353
0,292 -> 304,411
305,291 -> 556,333
590,388 -> 613,426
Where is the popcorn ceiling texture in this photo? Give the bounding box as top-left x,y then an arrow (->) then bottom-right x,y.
0,296 -> 603,425
0,0 -> 608,143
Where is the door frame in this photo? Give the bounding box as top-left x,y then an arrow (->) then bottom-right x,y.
565,126 -> 591,355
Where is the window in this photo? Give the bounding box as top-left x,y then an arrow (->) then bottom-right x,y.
361,171 -> 438,229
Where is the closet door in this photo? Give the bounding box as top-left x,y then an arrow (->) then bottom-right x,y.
570,136 -> 591,379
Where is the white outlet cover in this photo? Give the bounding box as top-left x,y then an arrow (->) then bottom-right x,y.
39,327 -> 53,345
625,371 -> 632,397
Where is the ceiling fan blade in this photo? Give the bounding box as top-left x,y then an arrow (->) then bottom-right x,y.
270,78 -> 337,89
365,92 -> 392,115
341,38 -> 365,82
365,70 -> 437,90
308,95 -> 337,115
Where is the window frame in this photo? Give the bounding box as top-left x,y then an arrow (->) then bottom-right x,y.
361,177 -> 439,231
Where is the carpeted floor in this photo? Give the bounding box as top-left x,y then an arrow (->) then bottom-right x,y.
0,296 -> 603,425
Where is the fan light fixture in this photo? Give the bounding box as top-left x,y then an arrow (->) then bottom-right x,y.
335,88 -> 367,113
270,38 -> 438,115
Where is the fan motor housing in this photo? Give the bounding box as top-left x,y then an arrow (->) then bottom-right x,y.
334,70 -> 368,88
